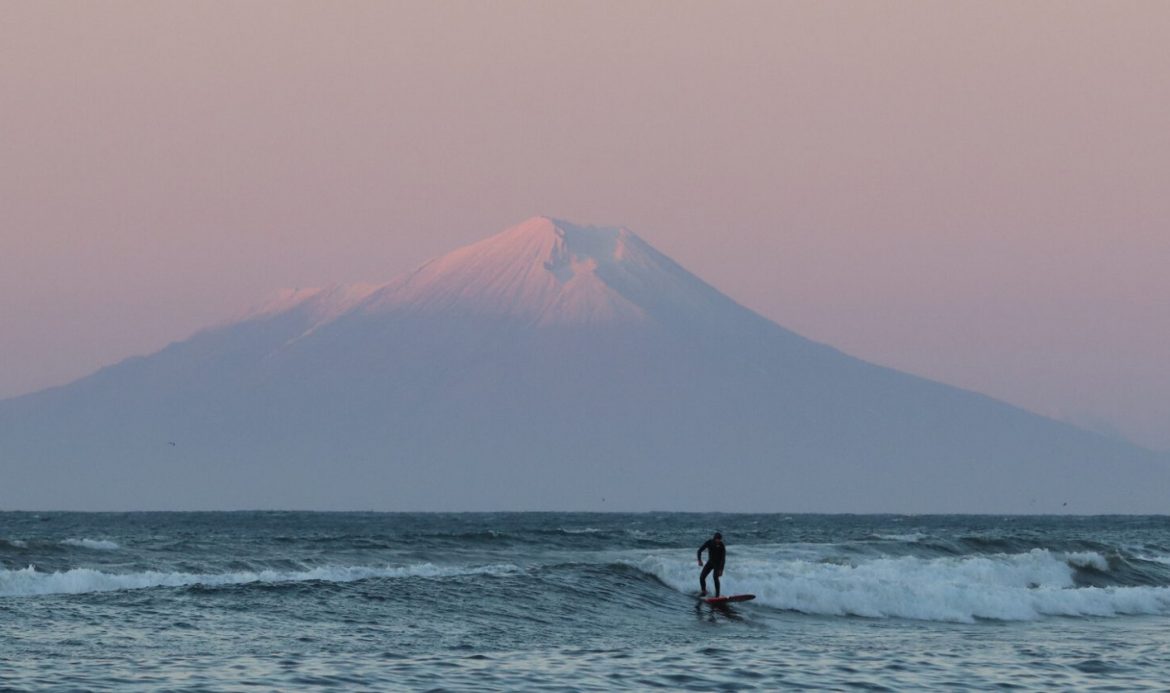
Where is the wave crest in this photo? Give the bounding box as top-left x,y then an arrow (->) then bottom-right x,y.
0,562 -> 520,598
61,538 -> 121,551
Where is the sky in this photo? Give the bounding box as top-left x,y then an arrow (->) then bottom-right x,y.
2,1 -> 1168,450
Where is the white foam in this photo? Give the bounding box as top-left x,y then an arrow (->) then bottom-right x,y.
0,563 -> 519,598
61,538 -> 121,550
1064,551 -> 1109,571
634,547 -> 1170,623
874,533 -> 925,543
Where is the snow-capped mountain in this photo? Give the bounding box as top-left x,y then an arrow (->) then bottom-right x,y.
3,217 -> 1167,512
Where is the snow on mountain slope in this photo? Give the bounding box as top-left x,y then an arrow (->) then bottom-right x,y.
227,216 -> 780,332
358,217 -> 660,325
220,283 -> 381,335
182,217 -> 695,344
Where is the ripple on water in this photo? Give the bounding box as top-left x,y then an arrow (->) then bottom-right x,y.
1072,658 -> 1125,675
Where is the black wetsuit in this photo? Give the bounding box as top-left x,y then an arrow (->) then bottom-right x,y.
698,538 -> 726,596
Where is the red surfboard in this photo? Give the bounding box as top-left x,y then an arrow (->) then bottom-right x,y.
700,594 -> 755,604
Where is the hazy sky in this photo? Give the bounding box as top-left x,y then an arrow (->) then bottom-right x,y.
3,1 -> 1168,450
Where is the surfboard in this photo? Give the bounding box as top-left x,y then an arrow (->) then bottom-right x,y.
699,594 -> 755,604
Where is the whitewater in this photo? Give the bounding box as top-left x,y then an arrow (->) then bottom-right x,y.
3,513 -> 1170,690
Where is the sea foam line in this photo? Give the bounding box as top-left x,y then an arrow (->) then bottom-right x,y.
0,563 -> 520,598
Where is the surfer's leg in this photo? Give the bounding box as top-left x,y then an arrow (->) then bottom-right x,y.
713,570 -> 721,597
699,563 -> 712,595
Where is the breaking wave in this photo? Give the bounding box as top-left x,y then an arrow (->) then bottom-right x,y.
0,562 -> 520,598
635,547 -> 1170,623
61,538 -> 121,550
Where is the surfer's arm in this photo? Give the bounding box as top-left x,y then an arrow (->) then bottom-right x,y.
697,541 -> 708,565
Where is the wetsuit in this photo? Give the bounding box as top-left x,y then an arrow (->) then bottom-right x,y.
698,538 -> 726,596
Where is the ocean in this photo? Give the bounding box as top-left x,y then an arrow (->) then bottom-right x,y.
3,512 -> 1169,690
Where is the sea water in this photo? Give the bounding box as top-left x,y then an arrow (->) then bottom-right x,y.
3,512 -> 1169,690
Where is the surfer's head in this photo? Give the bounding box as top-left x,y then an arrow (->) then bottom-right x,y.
713,532 -> 722,540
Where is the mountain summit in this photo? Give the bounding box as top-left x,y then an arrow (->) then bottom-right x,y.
360,217 -> 652,324
3,217 -> 1168,512
264,216 -> 764,330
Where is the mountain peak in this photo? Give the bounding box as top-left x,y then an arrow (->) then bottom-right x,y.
218,217 -> 756,339
360,217 -> 651,325
225,217 -> 757,332
463,216 -> 640,278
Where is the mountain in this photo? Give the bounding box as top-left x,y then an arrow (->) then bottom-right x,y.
3,217 -> 1168,512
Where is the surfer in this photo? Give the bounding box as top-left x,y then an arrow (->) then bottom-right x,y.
697,531 -> 726,597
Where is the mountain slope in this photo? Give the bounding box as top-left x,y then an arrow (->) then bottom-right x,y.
3,217 -> 1167,512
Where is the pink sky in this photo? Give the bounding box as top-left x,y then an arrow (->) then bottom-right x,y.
2,1 -> 1168,449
